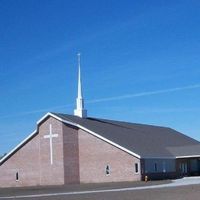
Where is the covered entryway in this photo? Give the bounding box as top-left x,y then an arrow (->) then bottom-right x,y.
176,157 -> 200,177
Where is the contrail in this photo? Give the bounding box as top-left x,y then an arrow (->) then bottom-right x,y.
0,104 -> 73,119
86,84 -> 200,104
1,84 -> 200,119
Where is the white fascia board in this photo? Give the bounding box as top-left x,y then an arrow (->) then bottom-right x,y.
37,112 -> 77,127
0,130 -> 37,165
6,112 -> 200,165
0,112 -> 54,165
48,113 -> 141,159
0,112 -> 141,165
176,155 -> 200,159
38,112 -> 77,127
37,112 -> 52,124
142,157 -> 175,160
0,112 -> 56,165
77,125 -> 141,159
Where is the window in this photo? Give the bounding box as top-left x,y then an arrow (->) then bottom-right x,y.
135,163 -> 139,173
105,165 -> 110,175
162,161 -> 166,173
154,163 -> 157,172
16,172 -> 19,181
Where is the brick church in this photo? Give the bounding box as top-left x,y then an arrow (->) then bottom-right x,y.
0,55 -> 200,187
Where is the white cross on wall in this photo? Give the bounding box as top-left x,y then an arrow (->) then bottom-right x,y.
43,124 -> 58,165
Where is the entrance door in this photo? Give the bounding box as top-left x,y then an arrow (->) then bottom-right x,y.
180,162 -> 188,176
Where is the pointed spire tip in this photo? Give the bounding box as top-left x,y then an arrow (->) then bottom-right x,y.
74,53 -> 87,118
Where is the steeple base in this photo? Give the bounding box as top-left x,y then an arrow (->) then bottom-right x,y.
74,109 -> 87,118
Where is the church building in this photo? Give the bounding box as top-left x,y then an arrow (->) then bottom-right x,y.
0,55 -> 200,187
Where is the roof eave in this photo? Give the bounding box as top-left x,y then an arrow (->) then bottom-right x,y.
0,130 -> 37,165
49,113 -> 141,159
176,155 -> 200,159
0,112 -> 141,166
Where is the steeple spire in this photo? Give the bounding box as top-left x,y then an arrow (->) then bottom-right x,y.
77,53 -> 82,99
74,53 -> 87,118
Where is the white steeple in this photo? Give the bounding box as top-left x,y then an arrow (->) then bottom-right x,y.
74,53 -> 87,118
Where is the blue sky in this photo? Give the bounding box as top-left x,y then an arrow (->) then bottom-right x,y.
1,0 -> 200,155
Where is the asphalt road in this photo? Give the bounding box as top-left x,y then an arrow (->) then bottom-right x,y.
0,178 -> 200,200
0,180 -> 170,198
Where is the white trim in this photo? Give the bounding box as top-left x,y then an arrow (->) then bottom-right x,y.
3,112 -> 200,166
142,157 -> 175,159
0,130 -> 37,165
47,113 -> 141,159
36,113 -> 200,160
0,112 -> 141,166
37,112 -> 52,124
37,112 -> 76,127
176,155 -> 200,159
77,125 -> 141,159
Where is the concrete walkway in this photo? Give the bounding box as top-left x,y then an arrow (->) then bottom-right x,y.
164,176 -> 200,187
1,177 -> 200,199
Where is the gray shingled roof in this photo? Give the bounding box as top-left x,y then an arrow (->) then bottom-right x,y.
53,113 -> 200,158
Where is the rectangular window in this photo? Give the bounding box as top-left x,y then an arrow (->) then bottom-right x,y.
154,163 -> 157,172
105,165 -> 110,175
163,161 -> 166,173
16,172 -> 19,181
135,163 -> 139,173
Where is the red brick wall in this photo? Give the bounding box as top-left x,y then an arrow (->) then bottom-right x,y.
39,117 -> 65,186
0,116 -> 142,187
0,117 -> 65,187
0,135 -> 40,187
63,124 -> 80,184
78,129 -> 141,183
